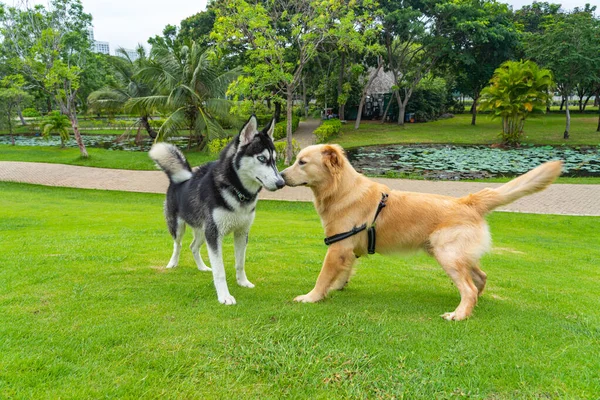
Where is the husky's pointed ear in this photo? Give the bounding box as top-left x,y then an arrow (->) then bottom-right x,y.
240,115 -> 258,146
265,118 -> 276,140
321,144 -> 345,174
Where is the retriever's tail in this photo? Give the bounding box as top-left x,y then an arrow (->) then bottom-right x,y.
149,143 -> 193,184
461,161 -> 563,214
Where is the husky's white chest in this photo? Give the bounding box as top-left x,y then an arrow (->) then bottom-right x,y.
212,204 -> 256,235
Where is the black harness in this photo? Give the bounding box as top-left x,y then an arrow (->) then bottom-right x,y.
324,193 -> 389,254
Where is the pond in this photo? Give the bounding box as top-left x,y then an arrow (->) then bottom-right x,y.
0,134 -> 189,152
346,144 -> 600,179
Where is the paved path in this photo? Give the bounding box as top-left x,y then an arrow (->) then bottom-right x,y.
1,119 -> 599,216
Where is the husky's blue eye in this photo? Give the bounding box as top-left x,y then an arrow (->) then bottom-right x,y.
257,155 -> 267,163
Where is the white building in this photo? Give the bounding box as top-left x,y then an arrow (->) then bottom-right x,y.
94,41 -> 110,55
116,48 -> 139,61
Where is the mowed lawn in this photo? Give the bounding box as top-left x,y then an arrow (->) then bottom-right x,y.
1,183 -> 599,398
337,113 -> 600,148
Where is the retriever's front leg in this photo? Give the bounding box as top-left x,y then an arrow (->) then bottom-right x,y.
295,246 -> 355,303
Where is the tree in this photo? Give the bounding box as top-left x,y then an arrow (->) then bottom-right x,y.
478,60 -> 553,145
88,46 -> 159,139
130,41 -> 239,147
436,0 -> 520,125
526,6 -> 600,139
1,0 -> 94,157
41,110 -> 70,147
212,0 -> 342,164
0,74 -> 31,134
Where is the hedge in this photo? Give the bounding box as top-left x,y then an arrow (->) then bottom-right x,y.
314,119 -> 342,143
273,116 -> 300,140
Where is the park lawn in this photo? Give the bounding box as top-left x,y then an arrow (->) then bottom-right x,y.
0,183 -> 598,399
337,113 -> 600,148
0,145 -> 217,170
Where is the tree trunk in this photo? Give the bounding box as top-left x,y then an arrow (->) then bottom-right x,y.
285,86 -> 294,165
582,94 -> 592,112
380,91 -> 396,123
68,112 -> 89,158
471,92 -> 479,126
597,98 -> 600,132
17,107 -> 27,126
564,97 -> 570,139
337,52 -> 345,120
355,58 -> 382,130
302,78 -> 308,119
395,90 -> 404,126
559,98 -> 564,111
140,115 -> 158,139
274,101 -> 282,123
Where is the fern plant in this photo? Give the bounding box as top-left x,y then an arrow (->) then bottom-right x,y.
478,60 -> 553,145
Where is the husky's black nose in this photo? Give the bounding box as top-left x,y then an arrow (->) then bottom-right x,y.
276,178 -> 285,189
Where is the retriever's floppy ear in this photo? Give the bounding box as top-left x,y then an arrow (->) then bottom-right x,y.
321,144 -> 345,173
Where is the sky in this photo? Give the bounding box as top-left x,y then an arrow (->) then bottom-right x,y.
17,0 -> 600,54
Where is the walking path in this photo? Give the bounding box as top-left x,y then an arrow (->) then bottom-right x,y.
1,119 -> 599,216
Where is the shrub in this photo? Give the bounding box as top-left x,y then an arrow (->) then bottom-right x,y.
208,137 -> 233,154
314,119 -> 342,143
22,108 -> 41,118
273,116 -> 300,140
275,139 -> 301,159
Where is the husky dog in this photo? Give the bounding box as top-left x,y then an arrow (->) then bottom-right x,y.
149,116 -> 285,305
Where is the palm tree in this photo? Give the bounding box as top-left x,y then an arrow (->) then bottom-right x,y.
479,60 -> 553,145
41,111 -> 71,148
87,46 -> 159,139
130,41 -> 240,148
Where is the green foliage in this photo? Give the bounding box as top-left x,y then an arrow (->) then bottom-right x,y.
274,139 -> 300,159
478,60 -> 553,145
405,77 -> 450,122
208,137 -> 232,154
273,116 -> 300,140
314,119 -> 342,143
21,108 -> 41,118
41,111 -> 70,147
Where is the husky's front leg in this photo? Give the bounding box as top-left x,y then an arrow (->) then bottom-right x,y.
234,230 -> 254,288
205,227 -> 236,305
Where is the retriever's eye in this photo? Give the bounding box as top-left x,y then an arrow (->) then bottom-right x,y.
257,155 -> 267,163
298,159 -> 306,166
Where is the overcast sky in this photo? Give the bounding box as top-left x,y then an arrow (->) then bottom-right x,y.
18,0 -> 600,53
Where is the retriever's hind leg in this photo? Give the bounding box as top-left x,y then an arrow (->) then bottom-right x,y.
434,247 -> 479,321
470,263 -> 487,296
166,218 -> 186,269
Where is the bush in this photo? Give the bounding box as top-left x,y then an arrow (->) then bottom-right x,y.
314,119 -> 342,143
274,139 -> 301,159
273,116 -> 300,140
208,137 -> 232,154
22,108 -> 41,118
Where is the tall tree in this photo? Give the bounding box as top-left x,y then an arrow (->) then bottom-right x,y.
526,6 -> 600,139
436,0 -> 520,125
212,0 -> 342,164
130,41 -> 239,147
0,75 -> 32,144
1,0 -> 94,157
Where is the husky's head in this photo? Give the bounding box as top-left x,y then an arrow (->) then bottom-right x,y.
234,115 -> 285,192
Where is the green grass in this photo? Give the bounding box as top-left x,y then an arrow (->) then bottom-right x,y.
337,113 -> 600,148
1,183 -> 599,398
0,145 -> 217,170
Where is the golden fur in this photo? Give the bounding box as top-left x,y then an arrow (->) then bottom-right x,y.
281,144 -> 562,320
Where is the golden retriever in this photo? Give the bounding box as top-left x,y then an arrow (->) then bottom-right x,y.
281,144 -> 562,320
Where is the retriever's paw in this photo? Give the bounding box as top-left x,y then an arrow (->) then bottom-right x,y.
237,279 -> 255,288
294,293 -> 322,303
218,294 -> 237,305
441,311 -> 469,321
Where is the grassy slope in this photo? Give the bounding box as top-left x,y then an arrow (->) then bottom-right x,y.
1,183 -> 598,398
337,113 -> 600,148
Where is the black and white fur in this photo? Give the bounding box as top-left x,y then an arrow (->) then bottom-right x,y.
149,116 -> 284,305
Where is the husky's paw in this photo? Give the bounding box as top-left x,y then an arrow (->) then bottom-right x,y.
441,311 -> 469,321
294,293 -> 321,303
197,265 -> 212,272
165,262 -> 178,269
218,294 -> 237,305
237,279 -> 255,288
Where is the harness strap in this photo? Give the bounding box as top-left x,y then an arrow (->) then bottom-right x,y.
323,193 -> 389,254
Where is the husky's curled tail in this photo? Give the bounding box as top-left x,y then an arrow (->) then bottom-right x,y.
149,143 -> 193,184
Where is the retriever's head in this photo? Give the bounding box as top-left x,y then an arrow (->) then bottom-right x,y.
281,144 -> 346,189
